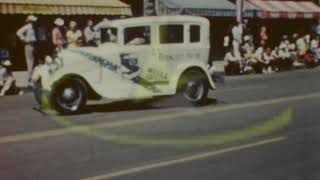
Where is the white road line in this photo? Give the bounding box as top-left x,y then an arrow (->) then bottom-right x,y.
0,92 -> 319,144
82,136 -> 288,180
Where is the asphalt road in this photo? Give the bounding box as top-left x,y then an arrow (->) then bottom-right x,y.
1,68 -> 320,180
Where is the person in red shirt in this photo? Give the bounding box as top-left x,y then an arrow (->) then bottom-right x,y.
260,26 -> 268,46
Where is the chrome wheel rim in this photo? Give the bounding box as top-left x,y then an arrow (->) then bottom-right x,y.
183,80 -> 204,102
57,85 -> 82,112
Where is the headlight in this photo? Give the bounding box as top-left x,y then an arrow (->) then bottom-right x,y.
45,55 -> 64,74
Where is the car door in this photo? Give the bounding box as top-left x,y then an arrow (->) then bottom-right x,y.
151,23 -> 186,94
119,25 -> 159,98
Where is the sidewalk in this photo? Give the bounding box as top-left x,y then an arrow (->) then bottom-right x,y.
13,71 -> 29,88
13,61 -> 226,88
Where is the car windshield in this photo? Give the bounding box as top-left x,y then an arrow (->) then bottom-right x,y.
100,27 -> 118,44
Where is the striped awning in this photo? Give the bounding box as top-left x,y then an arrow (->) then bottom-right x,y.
0,0 -> 132,16
156,0 -> 257,17
157,0 -> 237,17
247,0 -> 320,19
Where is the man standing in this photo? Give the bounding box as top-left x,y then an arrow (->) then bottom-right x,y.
232,22 -> 243,58
94,18 -> 110,45
16,15 -> 38,83
84,20 -> 96,46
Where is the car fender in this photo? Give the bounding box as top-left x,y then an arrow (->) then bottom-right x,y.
171,62 -> 216,93
41,50 -> 102,92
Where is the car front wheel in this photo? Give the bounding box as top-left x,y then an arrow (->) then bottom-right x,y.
51,78 -> 87,114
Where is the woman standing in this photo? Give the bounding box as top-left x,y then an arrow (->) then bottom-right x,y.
52,18 -> 66,52
259,26 -> 268,46
66,21 -> 83,48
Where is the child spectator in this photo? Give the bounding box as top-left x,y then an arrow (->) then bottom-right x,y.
224,47 -> 242,75
288,34 -> 302,68
252,45 -> 265,74
296,34 -> 308,62
279,35 -> 290,49
304,50 -> 316,68
271,47 -> 280,72
242,35 -> 255,53
223,35 -> 230,55
310,36 -> 320,64
278,43 -> 292,71
0,60 -> 23,96
263,47 -> 276,73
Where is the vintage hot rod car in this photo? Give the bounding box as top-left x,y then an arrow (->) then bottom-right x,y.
34,16 -> 216,114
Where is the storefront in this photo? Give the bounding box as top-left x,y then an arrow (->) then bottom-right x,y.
155,0 -> 320,60
155,0 -> 256,59
245,0 -> 320,47
0,0 -> 132,70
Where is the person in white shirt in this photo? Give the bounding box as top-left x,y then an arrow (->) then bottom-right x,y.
241,35 -> 255,71
93,18 -> 111,45
16,15 -> 38,83
310,36 -> 320,63
232,22 -> 243,59
84,20 -> 97,46
242,35 -> 255,54
0,60 -> 23,96
252,46 -> 265,74
289,34 -> 304,67
279,35 -> 290,48
271,47 -> 280,72
278,43 -> 292,71
262,47 -> 276,73
224,47 -> 241,75
296,35 -> 307,61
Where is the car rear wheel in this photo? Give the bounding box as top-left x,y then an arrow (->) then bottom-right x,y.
177,70 -> 209,106
51,78 -> 87,114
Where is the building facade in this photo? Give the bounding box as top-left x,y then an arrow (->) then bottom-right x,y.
0,0 -> 132,70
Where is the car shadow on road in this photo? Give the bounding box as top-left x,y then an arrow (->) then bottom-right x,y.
80,98 -> 218,115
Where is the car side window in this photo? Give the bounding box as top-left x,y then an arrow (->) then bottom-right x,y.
190,25 -> 201,43
159,24 -> 184,44
124,26 -> 151,46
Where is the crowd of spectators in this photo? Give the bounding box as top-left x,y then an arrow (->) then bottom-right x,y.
0,15 -> 115,96
223,19 -> 320,75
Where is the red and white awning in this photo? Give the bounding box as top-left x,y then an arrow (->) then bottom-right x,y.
0,0 -> 132,16
247,0 -> 320,19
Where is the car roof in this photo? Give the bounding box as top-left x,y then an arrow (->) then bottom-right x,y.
100,16 -> 209,29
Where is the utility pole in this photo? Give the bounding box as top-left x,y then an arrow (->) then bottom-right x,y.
236,0 -> 244,23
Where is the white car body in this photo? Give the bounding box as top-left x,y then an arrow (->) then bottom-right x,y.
40,16 -> 216,103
